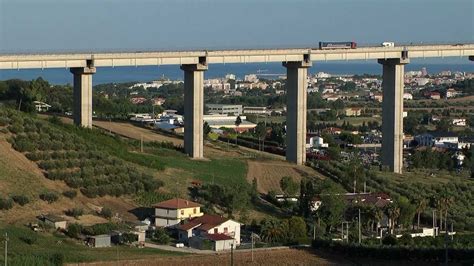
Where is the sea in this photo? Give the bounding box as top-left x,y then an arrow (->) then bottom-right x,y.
1,61 -> 473,85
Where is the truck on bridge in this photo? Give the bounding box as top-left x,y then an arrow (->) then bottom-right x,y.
319,41 -> 357,49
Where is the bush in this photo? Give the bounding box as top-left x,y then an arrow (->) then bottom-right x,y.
66,223 -> 83,238
121,233 -> 138,244
39,191 -> 59,203
12,195 -> 30,206
65,208 -> 84,218
152,228 -> 171,244
20,234 -> 38,245
0,197 -> 13,210
382,234 -> 398,246
62,190 -> 77,199
100,207 -> 113,219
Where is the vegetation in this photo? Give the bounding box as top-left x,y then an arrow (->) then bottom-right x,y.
0,224 -> 181,265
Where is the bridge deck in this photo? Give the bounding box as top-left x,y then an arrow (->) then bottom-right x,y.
0,44 -> 473,70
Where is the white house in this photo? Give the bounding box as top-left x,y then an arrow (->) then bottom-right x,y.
403,93 -> 413,100
414,132 -> 459,149
177,214 -> 241,251
452,118 -> 467,127
33,101 -> 51,112
154,198 -> 203,227
306,136 -> 328,149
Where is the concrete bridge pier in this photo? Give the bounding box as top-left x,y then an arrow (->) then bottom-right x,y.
378,58 -> 409,174
283,60 -> 311,165
70,66 -> 96,128
181,61 -> 208,159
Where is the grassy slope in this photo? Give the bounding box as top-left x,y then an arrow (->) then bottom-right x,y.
0,225 -> 183,264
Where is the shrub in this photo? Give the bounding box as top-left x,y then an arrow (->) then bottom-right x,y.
0,197 -> 13,210
121,233 -> 138,244
100,207 -> 113,219
12,195 -> 30,206
39,192 -> 59,203
66,223 -> 83,239
65,208 -> 84,218
151,228 -> 171,244
382,234 -> 398,246
63,190 -> 77,199
20,234 -> 38,245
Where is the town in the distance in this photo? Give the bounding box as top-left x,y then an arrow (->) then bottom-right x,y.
1,61 -> 473,265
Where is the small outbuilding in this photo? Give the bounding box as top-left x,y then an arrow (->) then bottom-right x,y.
87,235 -> 111,248
40,214 -> 67,230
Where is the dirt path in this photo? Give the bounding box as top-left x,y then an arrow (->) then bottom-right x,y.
246,160 -> 324,194
68,248 -> 351,266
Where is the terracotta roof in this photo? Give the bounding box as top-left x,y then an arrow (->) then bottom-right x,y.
205,233 -> 235,241
177,214 -> 230,231
154,198 -> 201,209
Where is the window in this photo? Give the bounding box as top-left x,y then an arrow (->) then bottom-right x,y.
214,228 -> 218,234
167,209 -> 169,214
181,210 -> 184,215
193,208 -> 197,214
224,227 -> 228,233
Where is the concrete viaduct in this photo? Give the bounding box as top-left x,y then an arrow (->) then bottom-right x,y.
1,44 -> 473,173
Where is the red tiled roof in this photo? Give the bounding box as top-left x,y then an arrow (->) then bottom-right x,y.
205,233 -> 235,241
177,214 -> 230,231
154,198 -> 201,209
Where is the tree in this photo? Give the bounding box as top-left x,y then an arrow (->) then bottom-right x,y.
414,197 -> 428,229
260,218 -> 288,243
235,116 -> 242,127
152,228 -> 171,244
287,216 -> 307,241
397,197 -> 416,230
279,176 -> 299,196
203,122 -> 211,135
319,194 -> 347,233
385,204 -> 400,234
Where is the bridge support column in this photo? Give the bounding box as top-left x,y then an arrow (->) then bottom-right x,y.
378,58 -> 409,174
283,60 -> 311,165
181,62 -> 208,159
70,66 -> 96,128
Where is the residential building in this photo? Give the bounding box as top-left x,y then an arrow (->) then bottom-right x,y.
446,88 -> 459,98
415,132 -> 459,149
130,97 -> 147,105
203,114 -> 256,133
177,214 -> 241,251
152,97 -> 166,106
154,198 -> 204,227
403,93 -> 413,100
244,74 -> 258,83
33,101 -> 51,112
452,118 -> 466,127
206,104 -> 242,115
344,107 -> 362,117
306,135 -> 329,149
243,106 -> 269,115
429,92 -> 441,100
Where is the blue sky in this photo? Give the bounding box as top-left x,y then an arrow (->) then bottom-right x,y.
0,0 -> 473,52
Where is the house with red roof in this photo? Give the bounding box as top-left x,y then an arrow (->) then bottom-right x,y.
177,214 -> 241,251
153,198 -> 204,227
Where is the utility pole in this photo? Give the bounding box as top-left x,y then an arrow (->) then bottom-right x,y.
230,243 -> 234,266
4,232 -> 8,266
358,208 -> 361,244
251,233 -> 254,262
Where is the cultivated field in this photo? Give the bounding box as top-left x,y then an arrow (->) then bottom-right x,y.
246,160 -> 324,194
69,248 -> 351,266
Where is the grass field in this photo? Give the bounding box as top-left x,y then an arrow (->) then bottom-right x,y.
0,225 -> 182,265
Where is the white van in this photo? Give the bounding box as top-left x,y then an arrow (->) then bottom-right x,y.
381,42 -> 395,47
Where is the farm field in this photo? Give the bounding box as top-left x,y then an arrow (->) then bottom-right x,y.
68,248 -> 352,266
246,160 -> 324,194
